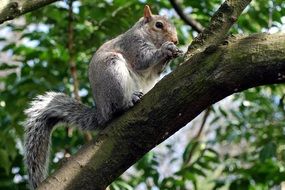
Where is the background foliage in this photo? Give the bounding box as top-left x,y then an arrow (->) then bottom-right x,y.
0,0 -> 285,189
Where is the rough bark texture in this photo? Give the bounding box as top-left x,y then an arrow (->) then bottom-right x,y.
38,33 -> 285,190
186,0 -> 252,58
0,0 -> 59,24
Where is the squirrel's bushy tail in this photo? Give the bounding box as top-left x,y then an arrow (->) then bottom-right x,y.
24,92 -> 99,189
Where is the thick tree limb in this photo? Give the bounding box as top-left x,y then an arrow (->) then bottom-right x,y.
169,0 -> 204,33
186,0 -> 252,58
38,33 -> 285,190
0,0 -> 59,24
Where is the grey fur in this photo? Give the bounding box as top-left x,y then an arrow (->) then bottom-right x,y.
24,14 -> 180,189
24,92 -> 99,188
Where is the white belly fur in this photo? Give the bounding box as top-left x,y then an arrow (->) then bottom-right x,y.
114,53 -> 160,98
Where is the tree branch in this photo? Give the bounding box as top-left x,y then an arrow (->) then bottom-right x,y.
0,0 -> 59,24
169,0 -> 204,33
186,0 -> 252,58
67,0 -> 80,102
185,106 -> 211,164
66,0 -> 92,141
38,33 -> 285,190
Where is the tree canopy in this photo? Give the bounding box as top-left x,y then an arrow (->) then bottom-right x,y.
0,0 -> 285,189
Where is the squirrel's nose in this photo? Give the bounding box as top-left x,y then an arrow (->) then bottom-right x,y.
172,38 -> 178,45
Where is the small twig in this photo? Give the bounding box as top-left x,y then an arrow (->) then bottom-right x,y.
67,0 -> 92,141
194,107 -> 211,139
68,0 -> 80,102
169,0 -> 204,33
185,107 -> 211,164
268,0 -> 273,29
66,0 -> 76,138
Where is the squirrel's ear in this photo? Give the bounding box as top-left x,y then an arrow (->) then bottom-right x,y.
144,5 -> 153,22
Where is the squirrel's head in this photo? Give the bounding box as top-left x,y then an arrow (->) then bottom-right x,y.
141,5 -> 178,48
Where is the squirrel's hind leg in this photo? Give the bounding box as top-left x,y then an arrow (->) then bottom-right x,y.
94,53 -> 137,120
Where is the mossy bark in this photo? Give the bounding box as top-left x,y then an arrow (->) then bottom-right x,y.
186,0 -> 252,58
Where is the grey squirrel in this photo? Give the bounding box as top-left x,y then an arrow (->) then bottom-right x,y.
24,5 -> 182,189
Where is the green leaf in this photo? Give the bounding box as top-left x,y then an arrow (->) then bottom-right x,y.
0,149 -> 11,174
259,142 -> 277,161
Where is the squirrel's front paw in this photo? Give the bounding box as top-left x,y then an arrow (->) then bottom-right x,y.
161,41 -> 183,58
131,91 -> 144,105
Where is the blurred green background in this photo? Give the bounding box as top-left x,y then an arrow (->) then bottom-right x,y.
0,0 -> 285,189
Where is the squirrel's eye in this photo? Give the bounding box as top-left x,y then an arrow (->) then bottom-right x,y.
155,21 -> 164,29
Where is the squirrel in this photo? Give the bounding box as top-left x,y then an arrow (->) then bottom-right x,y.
24,5 -> 182,189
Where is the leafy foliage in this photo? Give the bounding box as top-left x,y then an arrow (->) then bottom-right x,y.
0,0 -> 284,189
